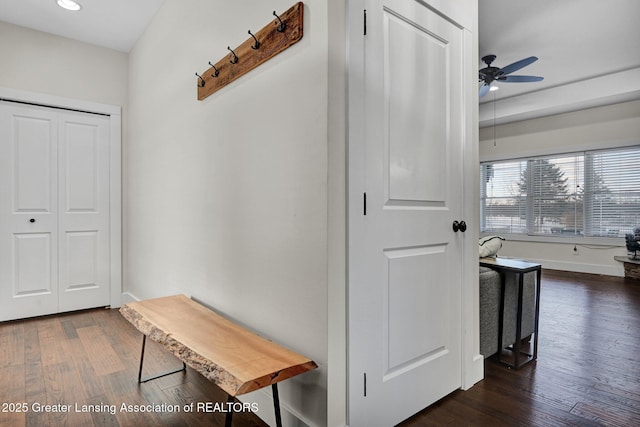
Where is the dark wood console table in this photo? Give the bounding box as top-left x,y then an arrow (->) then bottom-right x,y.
480,257 -> 542,369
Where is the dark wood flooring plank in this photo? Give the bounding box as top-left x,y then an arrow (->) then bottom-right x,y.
76,325 -> 126,377
570,400 -> 640,426
90,309 -> 142,363
137,380 -> 191,427
65,326 -> 108,401
22,320 -> 46,427
41,362 -> 93,426
0,364 -> 27,427
37,318 -> 72,368
0,321 -> 24,368
83,394 -> 121,427
60,318 -> 79,340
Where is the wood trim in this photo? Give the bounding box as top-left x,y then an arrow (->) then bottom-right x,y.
197,2 -> 304,100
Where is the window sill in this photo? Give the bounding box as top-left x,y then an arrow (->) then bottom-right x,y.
480,233 -> 624,247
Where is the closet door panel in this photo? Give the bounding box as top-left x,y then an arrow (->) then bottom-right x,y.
58,112 -> 111,312
0,103 -> 58,321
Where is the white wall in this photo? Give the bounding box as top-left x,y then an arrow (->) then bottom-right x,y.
0,21 -> 128,109
480,100 -> 640,276
126,1 -> 341,426
326,1 -> 347,425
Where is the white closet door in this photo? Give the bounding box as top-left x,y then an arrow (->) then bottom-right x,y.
57,111 -> 110,312
0,103 -> 59,321
0,103 -> 111,321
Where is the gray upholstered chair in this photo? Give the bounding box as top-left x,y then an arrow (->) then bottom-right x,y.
479,266 -> 536,358
479,266 -> 500,358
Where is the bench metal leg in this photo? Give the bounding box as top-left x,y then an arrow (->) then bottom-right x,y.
225,395 -> 234,427
272,383 -> 282,427
225,388 -> 280,427
137,335 -> 187,383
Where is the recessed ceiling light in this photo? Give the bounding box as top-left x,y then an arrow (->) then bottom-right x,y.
57,0 -> 82,11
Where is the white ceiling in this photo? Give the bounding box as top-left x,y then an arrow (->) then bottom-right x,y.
479,0 -> 640,126
1,0 -> 639,126
0,0 -> 165,53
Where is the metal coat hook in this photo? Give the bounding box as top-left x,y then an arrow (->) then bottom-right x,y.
273,11 -> 286,32
208,61 -> 219,77
195,72 -> 205,87
227,46 -> 239,64
248,30 -> 260,50
196,2 -> 303,101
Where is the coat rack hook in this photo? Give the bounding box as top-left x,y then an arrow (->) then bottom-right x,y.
273,11 -> 286,32
195,72 -> 205,87
227,46 -> 239,64
208,62 -> 220,77
248,30 -> 260,50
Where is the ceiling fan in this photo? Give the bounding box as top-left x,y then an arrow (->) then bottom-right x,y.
479,54 -> 544,97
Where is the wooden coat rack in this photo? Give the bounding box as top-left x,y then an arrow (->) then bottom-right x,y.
196,2 -> 304,100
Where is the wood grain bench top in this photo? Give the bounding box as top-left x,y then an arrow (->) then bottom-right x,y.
120,294 -> 318,396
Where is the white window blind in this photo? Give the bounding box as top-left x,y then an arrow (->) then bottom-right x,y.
584,147 -> 640,237
480,159 -> 527,234
480,145 -> 640,238
528,155 -> 583,236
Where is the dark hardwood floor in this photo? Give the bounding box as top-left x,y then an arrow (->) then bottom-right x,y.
1,269 -> 639,426
400,269 -> 640,427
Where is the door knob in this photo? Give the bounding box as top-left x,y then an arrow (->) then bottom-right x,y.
29,218 -> 35,223
453,220 -> 467,233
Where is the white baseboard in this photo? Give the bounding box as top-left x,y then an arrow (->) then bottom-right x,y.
120,292 -> 139,304
238,387 -> 313,427
529,258 -> 624,277
463,354 -> 485,390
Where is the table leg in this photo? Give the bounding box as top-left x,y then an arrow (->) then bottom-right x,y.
496,273 -> 506,361
514,272 -> 524,368
533,266 -> 542,360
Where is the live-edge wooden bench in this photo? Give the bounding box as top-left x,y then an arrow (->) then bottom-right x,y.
120,294 -> 318,427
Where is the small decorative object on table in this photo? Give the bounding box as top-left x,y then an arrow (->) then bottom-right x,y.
625,226 -> 640,260
479,235 -> 505,258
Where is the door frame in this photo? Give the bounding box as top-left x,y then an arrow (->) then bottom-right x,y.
0,86 -> 122,310
346,0 -> 482,422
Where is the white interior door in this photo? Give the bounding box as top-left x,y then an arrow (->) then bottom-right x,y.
0,103 -> 59,321
0,102 -> 111,321
349,1 -> 467,425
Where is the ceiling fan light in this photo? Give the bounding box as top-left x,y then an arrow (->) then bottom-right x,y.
57,0 -> 81,11
489,86 -> 499,92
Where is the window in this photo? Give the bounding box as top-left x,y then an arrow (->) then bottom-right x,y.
480,146 -> 640,238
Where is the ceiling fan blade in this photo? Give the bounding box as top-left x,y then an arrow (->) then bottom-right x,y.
479,83 -> 490,97
499,75 -> 544,83
499,56 -> 538,75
